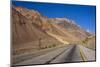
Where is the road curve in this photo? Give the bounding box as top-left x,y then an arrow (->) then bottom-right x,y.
16,44 -> 95,65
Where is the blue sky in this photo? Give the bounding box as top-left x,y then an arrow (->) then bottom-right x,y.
12,1 -> 96,33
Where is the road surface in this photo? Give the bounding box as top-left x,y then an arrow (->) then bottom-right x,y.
16,44 -> 95,65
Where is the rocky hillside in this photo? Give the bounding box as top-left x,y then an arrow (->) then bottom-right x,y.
82,36 -> 96,50
12,6 -> 63,55
49,18 -> 92,40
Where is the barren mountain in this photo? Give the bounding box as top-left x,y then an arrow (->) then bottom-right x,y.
49,18 -> 92,40
12,7 -> 63,55
12,6 -> 94,55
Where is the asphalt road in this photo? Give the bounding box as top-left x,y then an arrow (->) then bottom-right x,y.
16,44 -> 95,65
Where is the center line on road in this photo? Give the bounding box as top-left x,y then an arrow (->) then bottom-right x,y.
79,48 -> 87,61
